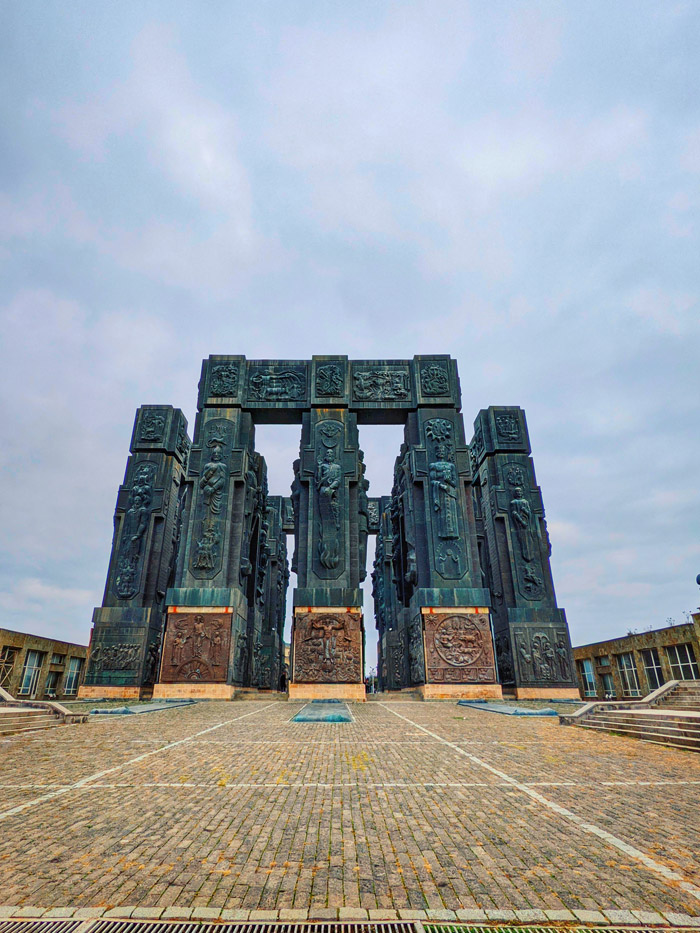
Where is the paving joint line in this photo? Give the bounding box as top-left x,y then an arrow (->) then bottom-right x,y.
0,703 -> 276,821
380,702 -> 700,905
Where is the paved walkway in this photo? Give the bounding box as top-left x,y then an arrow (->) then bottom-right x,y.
0,700 -> 699,923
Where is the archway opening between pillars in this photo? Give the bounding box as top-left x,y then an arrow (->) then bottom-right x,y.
79,356 -> 578,703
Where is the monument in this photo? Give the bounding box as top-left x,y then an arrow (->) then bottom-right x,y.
79,355 -> 577,701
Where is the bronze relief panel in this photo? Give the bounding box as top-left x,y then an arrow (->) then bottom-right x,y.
293,612 -> 362,683
424,612 -> 497,685
161,613 -> 231,683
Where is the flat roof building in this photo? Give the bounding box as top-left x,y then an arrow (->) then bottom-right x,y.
573,612 -> 700,700
0,628 -> 88,701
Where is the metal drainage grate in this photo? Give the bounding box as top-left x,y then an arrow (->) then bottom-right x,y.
0,923 -> 83,933
92,925 -> 413,933
1,922 -> 698,933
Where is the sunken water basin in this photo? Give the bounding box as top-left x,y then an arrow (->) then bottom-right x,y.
291,700 -> 353,722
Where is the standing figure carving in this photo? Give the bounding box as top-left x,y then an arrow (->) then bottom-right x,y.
193,430 -> 230,575
509,486 -> 534,562
316,448 -> 341,569
114,461 -> 157,599
429,443 -> 459,540
357,451 -> 370,581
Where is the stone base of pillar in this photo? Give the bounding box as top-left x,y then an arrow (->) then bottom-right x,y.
510,686 -> 581,700
422,607 -> 500,691
290,606 -> 365,696
289,682 -> 366,701
419,683 -> 503,700
77,685 -> 152,700
234,687 -> 288,701
153,682 -> 236,700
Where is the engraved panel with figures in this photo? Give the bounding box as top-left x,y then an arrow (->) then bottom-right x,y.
293,612 -> 362,683
160,613 -> 231,683
424,613 -> 497,684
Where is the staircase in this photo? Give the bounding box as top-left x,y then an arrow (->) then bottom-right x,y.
0,706 -> 64,736
0,685 -> 88,736
561,680 -> 700,752
655,679 -> 700,711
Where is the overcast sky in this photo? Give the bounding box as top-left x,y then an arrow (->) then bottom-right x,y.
1,2 -> 699,669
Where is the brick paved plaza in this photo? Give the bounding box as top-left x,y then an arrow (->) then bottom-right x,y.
1,700 -> 699,923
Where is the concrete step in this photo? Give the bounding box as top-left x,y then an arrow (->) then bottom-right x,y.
0,712 -> 59,724
0,721 -> 63,736
588,714 -> 700,733
579,721 -> 700,751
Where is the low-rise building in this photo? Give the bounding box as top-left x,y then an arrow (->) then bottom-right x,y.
0,628 -> 88,701
573,613 -> 700,700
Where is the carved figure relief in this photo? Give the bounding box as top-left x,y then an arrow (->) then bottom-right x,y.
293,613 -> 362,683
496,413 -> 520,442
425,419 -> 464,579
315,364 -> 344,396
367,499 -> 380,529
210,363 -> 239,397
470,423 -> 485,470
89,642 -> 141,672
505,464 -> 526,488
314,420 -> 343,572
176,422 -> 190,462
139,410 -> 166,443
353,368 -> 409,400
424,613 -> 497,684
357,451 -> 370,582
191,423 -> 231,578
409,621 -> 425,685
248,368 -> 305,400
114,461 -> 157,599
420,363 -> 449,396
513,627 -> 571,684
161,614 -> 229,682
495,633 -> 514,683
509,486 -> 534,562
234,631 -> 248,683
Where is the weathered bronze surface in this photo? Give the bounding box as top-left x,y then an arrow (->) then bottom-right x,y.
293,612 -> 362,683
424,613 -> 497,685
160,613 -> 231,683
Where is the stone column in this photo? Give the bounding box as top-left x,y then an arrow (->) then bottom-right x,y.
470,406 -> 577,698
80,405 -> 190,700
372,496 -> 406,691
390,407 -> 500,699
156,399 -> 262,699
252,496 -> 289,691
290,401 -> 366,700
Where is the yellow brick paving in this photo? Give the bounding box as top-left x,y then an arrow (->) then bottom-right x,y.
0,700 -> 699,921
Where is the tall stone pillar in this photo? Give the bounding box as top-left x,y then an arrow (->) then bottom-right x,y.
372,496 -> 406,691
80,405 -> 190,699
156,390 -> 265,698
290,398 -> 366,700
470,407 -> 577,698
252,496 -> 289,691
389,406 -> 500,699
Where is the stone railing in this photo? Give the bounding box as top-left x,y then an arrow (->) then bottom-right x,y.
559,680 -> 680,726
0,683 -> 87,724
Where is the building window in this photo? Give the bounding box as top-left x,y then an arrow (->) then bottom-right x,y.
64,657 -> 83,696
601,671 -> 615,697
596,655 -> 610,667
18,650 -> 45,697
641,648 -> 665,691
616,652 -> 641,697
45,669 -> 61,697
0,646 -> 18,689
578,658 -> 596,697
50,653 -> 65,665
665,643 -> 700,681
